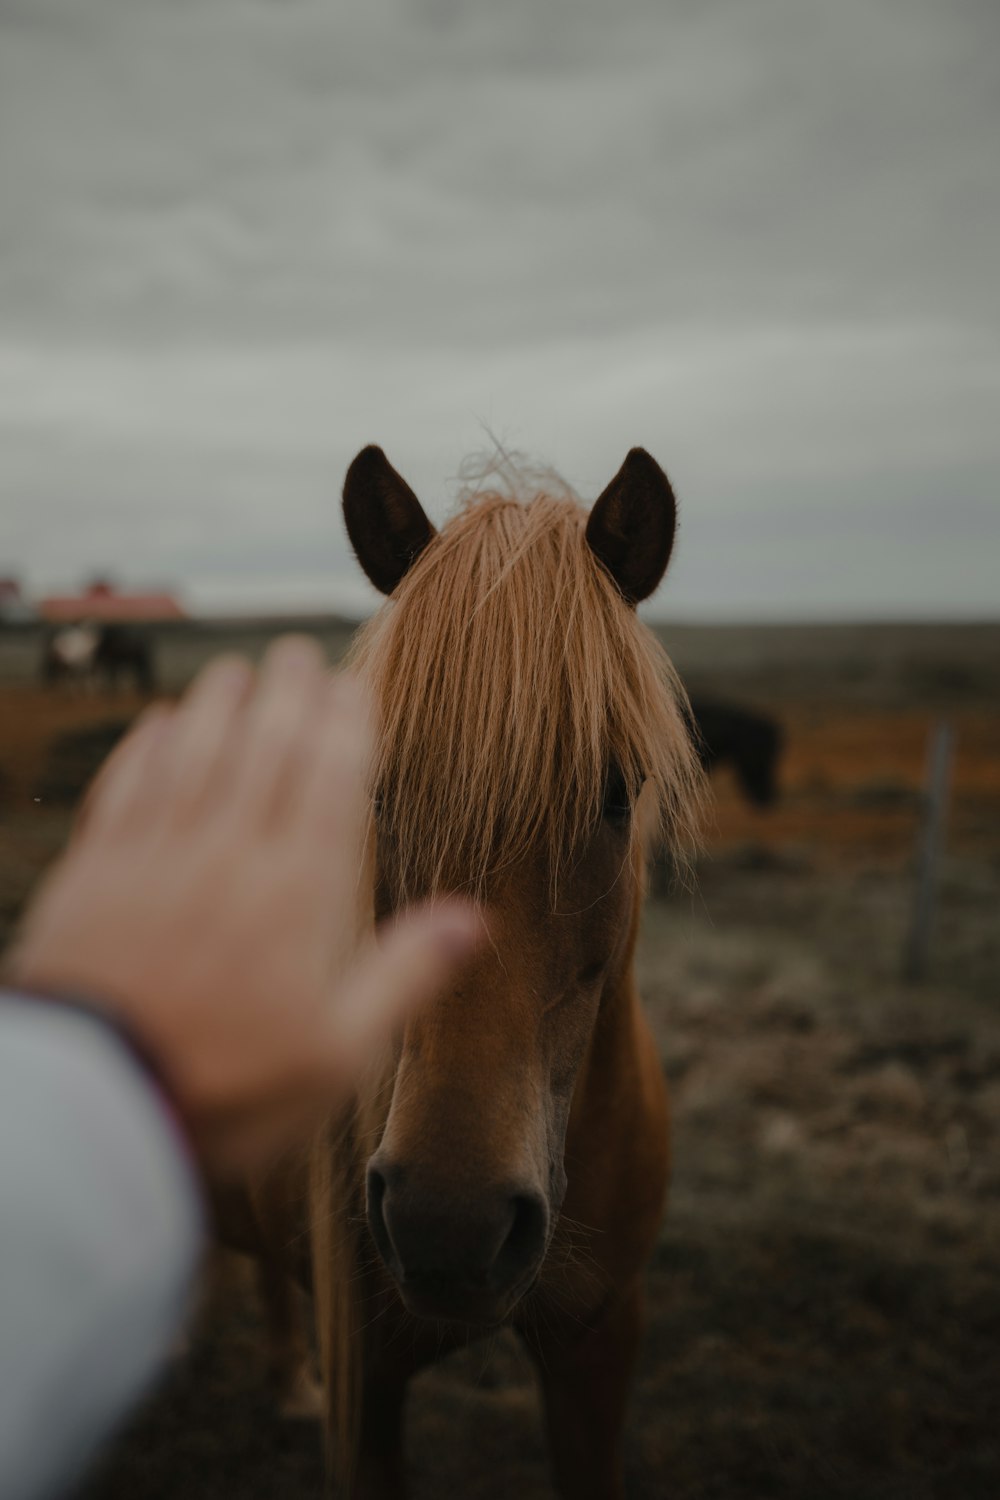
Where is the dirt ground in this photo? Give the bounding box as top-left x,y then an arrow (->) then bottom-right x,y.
1,621 -> 998,1499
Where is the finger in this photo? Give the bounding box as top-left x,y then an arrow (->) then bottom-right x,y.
228,635 -> 328,826
78,704 -> 175,840
325,902 -> 484,1075
219,908 -> 484,1169
157,654 -> 255,814
187,905 -> 484,1179
295,674 -> 375,907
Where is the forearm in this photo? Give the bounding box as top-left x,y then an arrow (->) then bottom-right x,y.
0,993 -> 203,1500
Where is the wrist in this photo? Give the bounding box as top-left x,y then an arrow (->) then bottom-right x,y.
0,980 -> 197,1168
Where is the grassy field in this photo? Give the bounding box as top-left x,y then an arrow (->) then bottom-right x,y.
1,619 -> 998,1499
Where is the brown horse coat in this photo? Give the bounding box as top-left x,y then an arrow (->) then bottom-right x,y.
235,447 -> 704,1500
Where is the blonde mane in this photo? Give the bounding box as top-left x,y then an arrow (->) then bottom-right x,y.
346,468 -> 703,900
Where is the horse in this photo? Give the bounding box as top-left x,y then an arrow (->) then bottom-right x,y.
93,623 -> 156,694
41,624 -> 99,692
231,446 -> 705,1499
41,623 -> 156,696
685,696 -> 783,807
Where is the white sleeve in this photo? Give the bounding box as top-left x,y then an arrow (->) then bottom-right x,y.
0,994 -> 203,1500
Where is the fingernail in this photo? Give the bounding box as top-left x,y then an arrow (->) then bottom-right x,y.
430,905 -> 486,957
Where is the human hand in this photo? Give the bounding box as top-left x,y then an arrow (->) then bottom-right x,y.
7,637 -> 481,1176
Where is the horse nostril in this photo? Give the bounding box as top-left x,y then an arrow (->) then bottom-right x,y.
365,1161 -> 548,1313
495,1192 -> 548,1288
365,1163 -> 394,1271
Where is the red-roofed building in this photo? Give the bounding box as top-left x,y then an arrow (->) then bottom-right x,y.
38,579 -> 186,623
0,577 -> 35,621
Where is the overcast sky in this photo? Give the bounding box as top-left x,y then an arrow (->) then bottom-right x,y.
1,0 -> 997,619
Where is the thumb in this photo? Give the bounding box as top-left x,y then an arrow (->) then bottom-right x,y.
328,901 -> 484,1074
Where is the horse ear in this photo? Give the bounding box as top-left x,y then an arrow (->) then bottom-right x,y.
585,448 -> 677,605
343,445 -> 437,595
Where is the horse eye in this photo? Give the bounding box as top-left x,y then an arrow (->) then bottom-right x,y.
602,764 -> 633,824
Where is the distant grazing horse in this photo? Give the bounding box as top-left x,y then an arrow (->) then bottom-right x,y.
93,624 -> 156,694
41,624 -> 99,691
686,696 -> 783,808
41,623 -> 155,695
228,447 -> 704,1499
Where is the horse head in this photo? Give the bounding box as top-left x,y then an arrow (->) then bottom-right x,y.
341,446 -> 700,1327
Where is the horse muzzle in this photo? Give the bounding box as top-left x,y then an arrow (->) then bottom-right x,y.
366,1157 -> 549,1324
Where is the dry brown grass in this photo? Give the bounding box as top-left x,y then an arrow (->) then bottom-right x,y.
1,624 -> 998,1500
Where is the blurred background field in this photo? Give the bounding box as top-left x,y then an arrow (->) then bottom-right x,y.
2,617 -> 998,1499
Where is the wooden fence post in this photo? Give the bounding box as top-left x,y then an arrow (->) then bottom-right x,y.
902,721 -> 954,984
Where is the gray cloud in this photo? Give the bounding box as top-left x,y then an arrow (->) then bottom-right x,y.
1,0 -> 997,617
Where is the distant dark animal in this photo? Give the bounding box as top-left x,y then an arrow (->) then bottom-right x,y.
94,624 -> 156,694
686,697 -> 784,807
